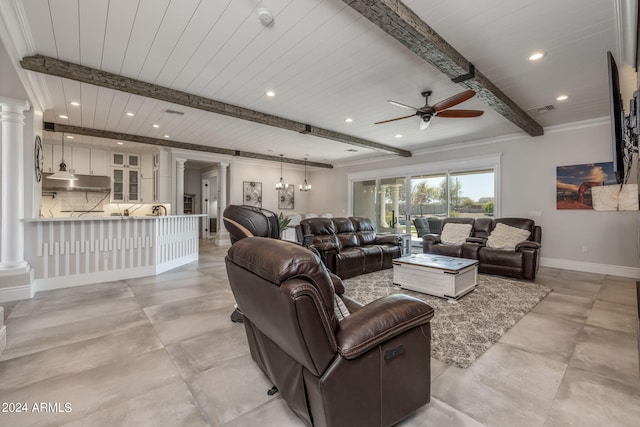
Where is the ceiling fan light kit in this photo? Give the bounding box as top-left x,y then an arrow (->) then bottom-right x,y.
375,89 -> 484,130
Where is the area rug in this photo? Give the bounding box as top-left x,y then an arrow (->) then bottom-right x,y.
342,270 -> 551,368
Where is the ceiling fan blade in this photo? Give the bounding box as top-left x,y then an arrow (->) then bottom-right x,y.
387,100 -> 419,111
374,114 -> 416,124
436,109 -> 484,118
433,90 -> 476,112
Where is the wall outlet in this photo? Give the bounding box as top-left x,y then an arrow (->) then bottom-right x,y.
528,210 -> 542,217
581,245 -> 588,253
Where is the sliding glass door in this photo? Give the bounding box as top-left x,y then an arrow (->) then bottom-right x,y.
351,162 -> 497,242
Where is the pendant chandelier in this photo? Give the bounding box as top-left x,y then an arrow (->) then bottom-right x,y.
275,154 -> 288,190
47,134 -> 78,181
299,158 -> 311,192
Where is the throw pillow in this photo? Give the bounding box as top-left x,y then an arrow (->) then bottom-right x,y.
333,294 -> 350,320
487,223 -> 531,250
440,223 -> 472,245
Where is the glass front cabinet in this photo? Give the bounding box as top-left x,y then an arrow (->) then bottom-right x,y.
111,153 -> 141,202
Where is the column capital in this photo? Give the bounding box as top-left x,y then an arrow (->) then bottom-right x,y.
0,97 -> 30,112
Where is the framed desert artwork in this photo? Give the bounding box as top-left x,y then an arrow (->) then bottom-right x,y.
243,181 -> 262,207
556,162 -> 616,209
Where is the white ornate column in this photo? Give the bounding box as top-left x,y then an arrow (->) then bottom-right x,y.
391,184 -> 401,231
175,158 -> 186,215
379,185 -> 388,228
215,162 -> 230,246
0,97 -> 33,302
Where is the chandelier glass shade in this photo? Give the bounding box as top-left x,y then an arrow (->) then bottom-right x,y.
299,158 -> 311,192
275,154 -> 288,190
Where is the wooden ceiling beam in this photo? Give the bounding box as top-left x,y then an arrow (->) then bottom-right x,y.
21,54 -> 412,158
44,122 -> 334,169
343,0 -> 544,137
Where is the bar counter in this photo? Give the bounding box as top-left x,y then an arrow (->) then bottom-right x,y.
23,215 -> 205,292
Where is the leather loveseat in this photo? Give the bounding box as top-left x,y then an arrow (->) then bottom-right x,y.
299,216 -> 402,279
226,237 -> 435,427
423,217 -> 542,280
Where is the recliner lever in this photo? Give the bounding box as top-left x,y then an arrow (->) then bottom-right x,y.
384,345 -> 404,361
267,386 -> 279,396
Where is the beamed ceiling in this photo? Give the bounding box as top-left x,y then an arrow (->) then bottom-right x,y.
0,0 -> 629,167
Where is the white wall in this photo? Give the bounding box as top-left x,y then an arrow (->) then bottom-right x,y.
309,119 -> 640,276
229,159 -> 313,215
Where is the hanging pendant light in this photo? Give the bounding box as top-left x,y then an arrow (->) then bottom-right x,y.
47,134 -> 78,181
275,154 -> 288,190
299,158 -> 311,192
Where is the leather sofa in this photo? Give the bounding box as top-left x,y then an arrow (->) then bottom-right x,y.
299,216 -> 402,279
423,217 -> 542,280
226,237 -> 435,427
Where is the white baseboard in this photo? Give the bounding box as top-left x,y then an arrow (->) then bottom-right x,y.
540,257 -> 640,279
34,266 -> 156,293
0,283 -> 35,302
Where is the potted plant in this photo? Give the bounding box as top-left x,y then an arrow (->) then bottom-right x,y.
278,212 -> 291,238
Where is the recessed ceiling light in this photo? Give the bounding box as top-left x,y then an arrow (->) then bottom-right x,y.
152,124 -> 160,128
70,101 -> 80,106
66,135 -> 74,139
528,51 -> 546,61
556,94 -> 569,101
126,112 -> 135,117
265,90 -> 276,97
116,141 -> 124,145
345,118 -> 353,123
395,134 -> 403,138
58,114 -> 68,119
164,135 -> 170,138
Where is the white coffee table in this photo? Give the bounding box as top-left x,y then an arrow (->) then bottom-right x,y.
392,254 -> 478,299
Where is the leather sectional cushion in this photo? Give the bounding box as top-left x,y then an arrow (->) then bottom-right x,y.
486,223 -> 531,250
440,222 -> 473,245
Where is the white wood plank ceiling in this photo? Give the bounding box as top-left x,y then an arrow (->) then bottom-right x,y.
1,0 -> 623,164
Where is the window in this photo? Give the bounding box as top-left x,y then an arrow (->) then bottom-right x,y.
349,155 -> 500,238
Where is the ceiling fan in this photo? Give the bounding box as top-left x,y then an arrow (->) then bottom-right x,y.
375,89 -> 484,130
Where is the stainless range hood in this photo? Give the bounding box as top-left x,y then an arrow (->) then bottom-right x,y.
42,173 -> 111,193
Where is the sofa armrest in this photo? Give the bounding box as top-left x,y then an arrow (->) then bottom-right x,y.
466,236 -> 486,245
516,241 -> 541,251
375,234 -> 402,245
336,294 -> 434,359
422,233 -> 441,244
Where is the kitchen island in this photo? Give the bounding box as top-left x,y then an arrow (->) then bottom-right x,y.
23,215 -> 205,293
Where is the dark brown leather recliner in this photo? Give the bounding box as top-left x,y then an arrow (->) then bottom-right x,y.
222,205 -> 281,322
476,217 -> 541,280
299,216 -> 402,279
423,217 -> 542,280
421,217 -> 477,258
225,237 -> 435,427
222,204 -> 280,243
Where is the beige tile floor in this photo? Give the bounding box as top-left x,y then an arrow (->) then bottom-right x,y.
0,240 -> 638,426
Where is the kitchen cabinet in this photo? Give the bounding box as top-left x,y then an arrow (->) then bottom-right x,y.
112,152 -> 140,168
111,152 -> 141,202
43,143 -> 54,173
46,144 -> 71,173
90,149 -> 109,176
71,146 -> 90,175
141,154 -> 154,202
